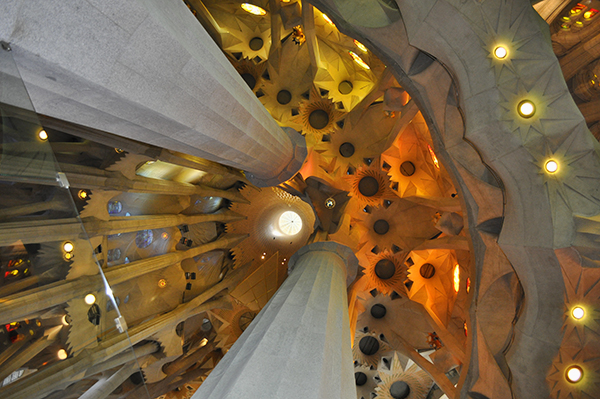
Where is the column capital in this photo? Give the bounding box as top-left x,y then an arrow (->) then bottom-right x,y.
288,241 -> 358,286
245,127 -> 307,187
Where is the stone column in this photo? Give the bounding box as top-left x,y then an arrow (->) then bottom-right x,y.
0,0 -> 306,186
192,241 -> 358,399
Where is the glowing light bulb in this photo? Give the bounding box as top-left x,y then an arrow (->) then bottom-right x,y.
566,366 -> 583,383
572,306 -> 585,320
38,130 -> 48,141
63,242 -> 74,253
84,294 -> 96,305
158,279 -> 167,288
57,349 -> 68,360
78,190 -> 88,200
518,100 -> 535,118
241,3 -> 267,15
493,46 -> 507,59
545,160 -> 558,173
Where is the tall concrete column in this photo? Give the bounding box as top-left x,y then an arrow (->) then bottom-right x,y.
0,0 -> 306,186
193,241 -> 358,399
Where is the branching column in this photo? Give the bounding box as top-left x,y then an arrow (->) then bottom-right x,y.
193,241 -> 358,399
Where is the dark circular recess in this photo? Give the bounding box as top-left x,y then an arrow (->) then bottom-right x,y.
359,336 -> 380,356
355,372 -> 368,386
339,142 -> 355,158
249,37 -> 264,51
308,109 -> 330,129
241,73 -> 256,89
129,371 -> 145,385
370,304 -> 387,319
420,263 -> 436,279
375,259 -> 396,280
390,381 -> 411,399
239,311 -> 256,331
373,219 -> 390,235
277,89 -> 292,105
358,176 -> 379,197
338,80 -> 353,94
400,161 -> 416,176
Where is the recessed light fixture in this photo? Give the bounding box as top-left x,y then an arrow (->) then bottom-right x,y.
518,100 -> 535,118
572,306 -> 585,320
84,294 -> 96,305
38,130 -> 48,141
545,160 -> 558,173
493,46 -> 508,59
63,242 -> 74,253
566,365 -> 583,383
57,349 -> 68,360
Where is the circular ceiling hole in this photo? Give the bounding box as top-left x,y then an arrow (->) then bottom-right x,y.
338,80 -> 353,94
370,304 -> 387,319
249,37 -> 264,51
239,311 -> 256,331
359,336 -> 380,356
339,142 -> 355,158
358,176 -> 379,197
373,219 -> 389,235
390,381 -> 411,399
277,89 -> 292,105
241,73 -> 256,89
355,372 -> 368,386
129,371 -> 145,385
400,161 -> 416,176
375,259 -> 396,280
420,263 -> 436,279
308,109 -> 330,129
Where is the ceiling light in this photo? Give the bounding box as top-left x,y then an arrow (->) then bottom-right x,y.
322,13 -> 335,26
349,51 -> 370,70
453,264 -> 460,293
566,365 -> 583,383
78,190 -> 88,200
61,315 -> 70,326
38,130 -> 48,141
545,160 -> 558,173
427,144 -> 440,169
354,40 -> 368,52
279,211 -> 302,236
572,306 -> 584,320
241,3 -> 267,15
517,100 -> 535,118
158,279 -> 167,288
493,46 -> 508,59
84,294 -> 96,305
63,242 -> 74,253
57,349 -> 68,360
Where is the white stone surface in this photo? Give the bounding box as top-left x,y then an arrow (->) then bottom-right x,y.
193,242 -> 357,399
0,0 -> 302,181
